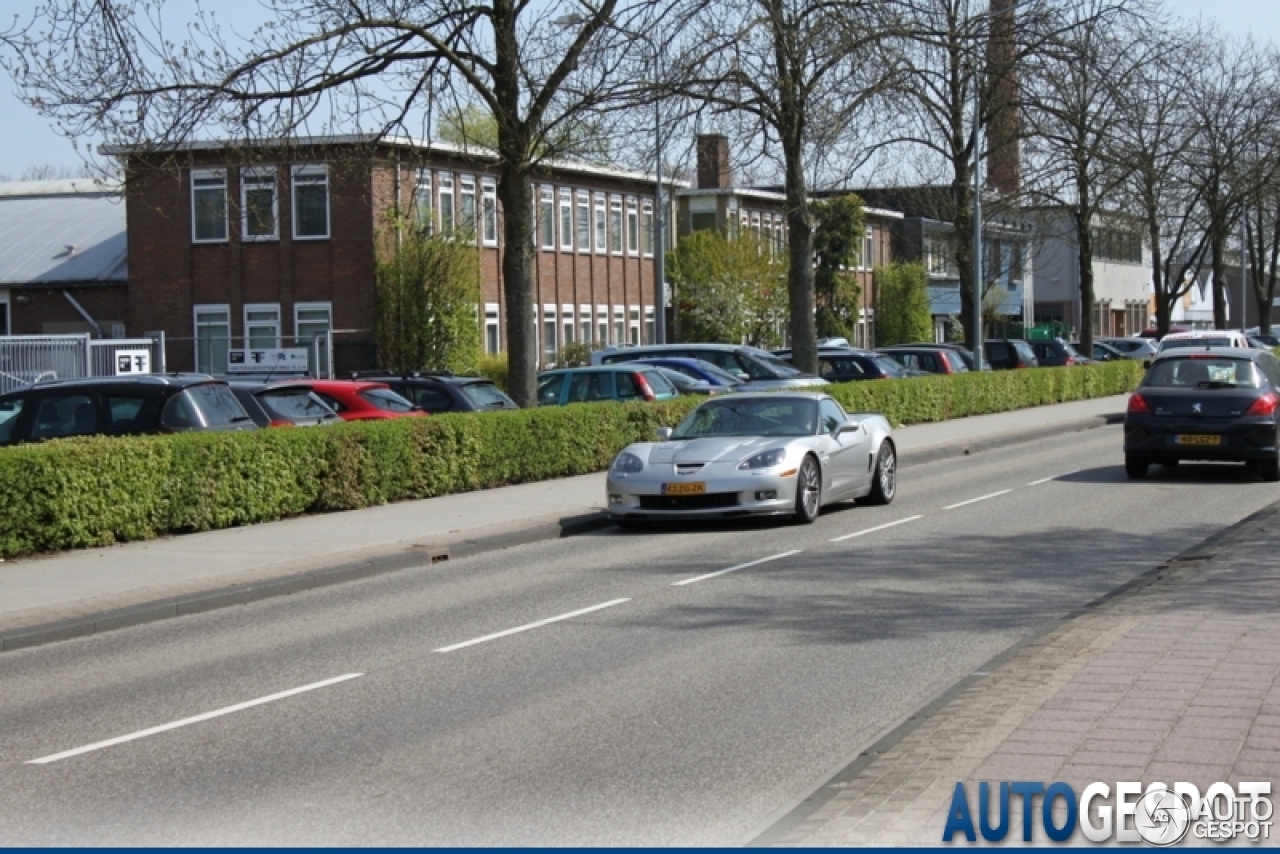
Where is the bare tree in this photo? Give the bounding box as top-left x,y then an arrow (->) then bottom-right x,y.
1019,0 -> 1152,350
1182,34 -> 1280,330
4,0 -> 666,406
672,0 -> 896,374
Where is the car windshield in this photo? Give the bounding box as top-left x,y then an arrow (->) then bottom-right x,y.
749,352 -> 806,378
687,361 -> 743,385
459,382 -> 516,408
871,355 -> 906,375
260,389 -> 337,420
358,387 -> 417,412
655,368 -> 702,391
161,383 -> 253,431
1145,358 -> 1261,389
673,398 -> 819,438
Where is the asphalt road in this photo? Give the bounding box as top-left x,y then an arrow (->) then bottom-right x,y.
2,425 -> 1276,845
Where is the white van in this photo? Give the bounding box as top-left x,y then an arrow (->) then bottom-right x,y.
1155,330 -> 1251,355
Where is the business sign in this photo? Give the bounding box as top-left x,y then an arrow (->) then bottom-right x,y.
226,348 -> 309,374
114,349 -> 152,376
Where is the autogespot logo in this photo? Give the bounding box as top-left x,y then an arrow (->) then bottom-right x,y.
942,781 -> 1273,845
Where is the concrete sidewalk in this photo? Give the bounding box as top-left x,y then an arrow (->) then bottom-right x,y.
755,497 -> 1280,847
0,394 -> 1126,651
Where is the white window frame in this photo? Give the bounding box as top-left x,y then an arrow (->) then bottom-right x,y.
481,179 -> 498,246
597,304 -> 610,345
642,200 -> 655,257
576,191 -> 592,253
294,301 -> 332,338
626,196 -> 640,256
484,302 -> 501,353
438,172 -> 455,235
240,167 -> 278,241
194,303 -> 231,374
540,185 -> 556,250
291,165 -> 330,240
559,189 -> 574,251
244,302 -> 282,350
594,194 -> 608,254
579,303 -> 593,344
612,305 -> 625,345
610,195 -> 624,256
862,227 -> 875,271
542,304 -> 558,363
644,306 -> 655,345
561,303 -> 575,346
750,211 -> 762,243
460,175 -> 477,236
191,168 -> 229,243
414,170 -> 433,233
628,305 -> 641,345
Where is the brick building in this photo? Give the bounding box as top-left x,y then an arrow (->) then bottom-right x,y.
101,135 -> 680,373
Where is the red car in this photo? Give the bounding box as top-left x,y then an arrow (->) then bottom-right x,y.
281,380 -> 427,421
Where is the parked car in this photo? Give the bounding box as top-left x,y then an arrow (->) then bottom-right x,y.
1097,337 -> 1158,359
0,374 -> 256,446
1124,347 -> 1280,481
1075,341 -> 1127,362
779,348 -> 922,381
591,343 -> 825,389
1245,329 -> 1280,347
605,392 -> 896,525
984,339 -> 1040,370
281,379 -> 426,421
877,345 -> 970,375
1155,330 -> 1252,356
623,357 -> 745,390
1137,326 -> 1191,339
537,365 -> 681,406
352,372 -> 518,413
1028,338 -> 1092,367
650,367 -> 722,396
900,341 -> 988,371
228,380 -> 341,427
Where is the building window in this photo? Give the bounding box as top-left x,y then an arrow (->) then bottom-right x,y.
295,302 -> 331,375
644,306 -> 655,344
244,303 -> 281,350
597,305 -> 609,345
610,196 -> 624,255
241,168 -> 278,241
191,169 -> 228,243
576,191 -> 591,252
691,211 -> 717,233
481,180 -> 498,246
863,228 -> 875,270
542,305 -> 558,364
627,197 -> 639,256
437,173 -> 455,235
612,305 -> 625,344
460,176 -> 477,235
292,165 -> 329,239
628,306 -> 641,344
642,200 -> 655,257
484,303 -> 500,353
594,194 -> 607,254
750,212 -> 762,242
561,304 -> 575,347
194,305 -> 230,374
925,236 -> 954,277
414,170 -> 433,233
579,304 -> 593,344
559,189 -> 574,251
538,185 -> 555,250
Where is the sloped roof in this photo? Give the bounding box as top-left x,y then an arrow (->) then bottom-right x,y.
0,181 -> 127,286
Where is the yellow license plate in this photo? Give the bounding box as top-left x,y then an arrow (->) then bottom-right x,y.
662,482 -> 707,495
1176,434 -> 1222,446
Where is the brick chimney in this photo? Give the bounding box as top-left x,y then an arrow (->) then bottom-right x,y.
986,0 -> 1021,196
696,134 -> 732,190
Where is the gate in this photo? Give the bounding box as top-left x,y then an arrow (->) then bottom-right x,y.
0,334 -> 166,394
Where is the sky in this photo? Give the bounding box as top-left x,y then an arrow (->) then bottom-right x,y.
0,0 -> 1276,179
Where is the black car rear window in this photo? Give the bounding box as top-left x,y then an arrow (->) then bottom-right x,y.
358,388 -> 417,412
162,383 -> 252,431
459,382 -> 516,409
260,388 -> 335,421
1145,358 -> 1262,389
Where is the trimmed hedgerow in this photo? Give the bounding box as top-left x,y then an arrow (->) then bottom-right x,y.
0,361 -> 1141,558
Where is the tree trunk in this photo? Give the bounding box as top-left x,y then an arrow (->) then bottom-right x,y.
783,143 -> 816,375
1210,230 -> 1228,329
952,159 -> 977,351
1075,195 -> 1095,348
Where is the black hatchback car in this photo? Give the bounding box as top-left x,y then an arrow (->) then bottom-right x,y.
0,374 -> 256,446
1027,338 -> 1091,367
354,372 -> 519,413
227,380 -> 341,427
984,339 -> 1040,370
1124,348 -> 1280,481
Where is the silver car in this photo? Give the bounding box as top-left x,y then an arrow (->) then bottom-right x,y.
606,392 -> 896,525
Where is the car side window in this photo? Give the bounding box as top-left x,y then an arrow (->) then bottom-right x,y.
0,397 -> 26,445
616,372 -> 641,400
105,395 -> 159,433
537,374 -> 566,405
819,399 -> 844,434
29,393 -> 98,440
313,391 -> 347,413
642,370 -> 675,396
920,353 -> 937,372
411,387 -> 454,412
568,372 -> 611,403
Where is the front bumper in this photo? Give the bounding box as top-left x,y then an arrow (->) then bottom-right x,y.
1124,415 -> 1279,462
605,470 -> 800,520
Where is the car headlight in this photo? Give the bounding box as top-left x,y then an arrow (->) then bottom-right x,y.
612,451 -> 645,473
739,448 -> 787,470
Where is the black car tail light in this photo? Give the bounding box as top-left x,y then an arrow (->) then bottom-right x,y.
1128,393 -> 1151,414
1245,392 -> 1279,416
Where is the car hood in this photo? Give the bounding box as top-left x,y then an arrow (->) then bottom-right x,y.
643,435 -> 797,465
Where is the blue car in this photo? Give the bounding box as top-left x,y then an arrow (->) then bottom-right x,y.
624,357 -> 746,389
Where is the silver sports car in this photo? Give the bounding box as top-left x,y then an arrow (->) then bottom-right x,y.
606,392 -> 896,525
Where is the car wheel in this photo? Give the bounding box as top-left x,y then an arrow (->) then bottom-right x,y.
1124,453 -> 1149,479
864,442 -> 897,506
793,456 -> 822,524
1253,457 -> 1280,482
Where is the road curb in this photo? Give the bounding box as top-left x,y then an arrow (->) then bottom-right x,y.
0,412 -> 1122,654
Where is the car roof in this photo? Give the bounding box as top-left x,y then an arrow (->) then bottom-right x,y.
355,373 -> 494,386
291,379 -> 390,391
1152,346 -> 1261,361
694,391 -> 830,402
540,364 -> 661,375
1,373 -> 218,394
1160,331 -> 1247,341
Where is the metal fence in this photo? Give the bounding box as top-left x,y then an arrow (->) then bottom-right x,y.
0,334 -> 166,394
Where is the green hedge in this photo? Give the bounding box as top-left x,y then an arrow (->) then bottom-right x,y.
0,361 -> 1142,558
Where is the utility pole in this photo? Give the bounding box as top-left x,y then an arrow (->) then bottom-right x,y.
972,80 -> 985,371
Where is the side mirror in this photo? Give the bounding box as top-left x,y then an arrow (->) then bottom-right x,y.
735,371 -> 749,381
837,419 -> 862,435
656,426 -> 673,441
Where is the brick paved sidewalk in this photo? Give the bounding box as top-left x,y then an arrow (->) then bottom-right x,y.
760,500 -> 1280,846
